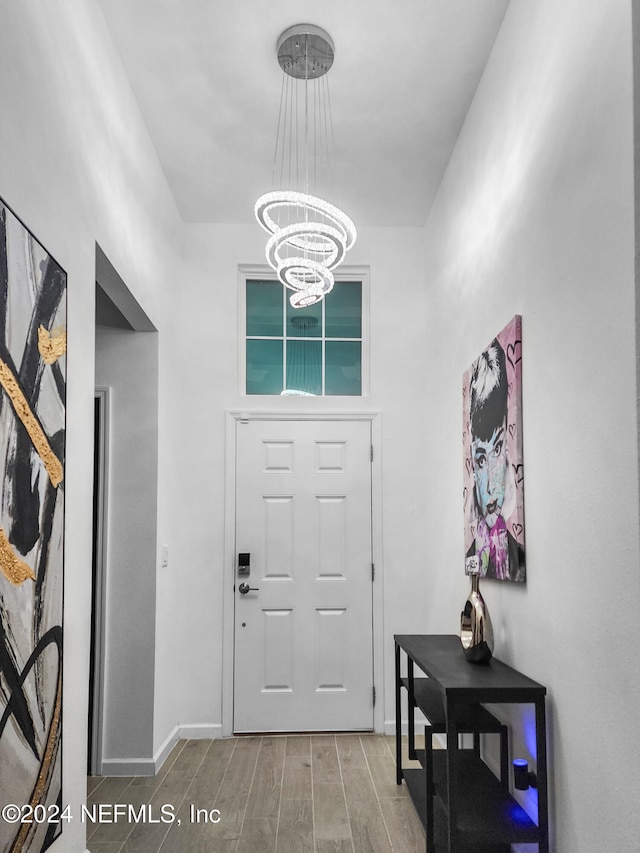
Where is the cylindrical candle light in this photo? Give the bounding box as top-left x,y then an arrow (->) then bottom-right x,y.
513,758 -> 536,790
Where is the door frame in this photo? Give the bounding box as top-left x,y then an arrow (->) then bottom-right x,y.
222,409 -> 383,737
89,386 -> 110,775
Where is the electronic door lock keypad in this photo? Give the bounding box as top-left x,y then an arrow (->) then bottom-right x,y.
237,553 -> 250,576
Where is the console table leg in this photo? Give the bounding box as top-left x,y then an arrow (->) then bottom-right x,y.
536,698 -> 549,853
395,642 -> 403,785
500,724 -> 509,790
425,725 -> 434,853
408,659 -> 417,760
446,699 -> 459,853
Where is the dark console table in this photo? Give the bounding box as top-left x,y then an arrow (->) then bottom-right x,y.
394,634 -> 548,852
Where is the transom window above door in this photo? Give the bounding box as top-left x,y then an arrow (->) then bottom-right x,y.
243,276 -> 366,396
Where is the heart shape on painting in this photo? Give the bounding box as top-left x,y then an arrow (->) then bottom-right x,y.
508,423 -> 516,439
506,339 -> 522,372
512,463 -> 524,484
512,523 -> 523,538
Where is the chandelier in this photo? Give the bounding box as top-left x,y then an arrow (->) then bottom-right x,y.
255,24 -> 357,308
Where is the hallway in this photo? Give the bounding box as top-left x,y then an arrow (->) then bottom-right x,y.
86,734 -> 425,852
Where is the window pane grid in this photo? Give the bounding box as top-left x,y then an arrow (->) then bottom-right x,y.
246,279 -> 362,396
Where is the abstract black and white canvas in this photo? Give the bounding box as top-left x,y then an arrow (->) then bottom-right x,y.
0,198 -> 66,853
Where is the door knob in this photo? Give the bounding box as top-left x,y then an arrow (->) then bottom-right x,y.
238,582 -> 259,595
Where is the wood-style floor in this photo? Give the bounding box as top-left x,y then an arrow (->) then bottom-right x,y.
86,734 -> 425,853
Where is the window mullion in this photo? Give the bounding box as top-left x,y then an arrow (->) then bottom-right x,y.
245,276 -> 364,396
282,285 -> 287,393
322,297 -> 326,395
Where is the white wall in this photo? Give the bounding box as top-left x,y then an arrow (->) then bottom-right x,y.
0,1 -> 182,848
154,221 -> 430,738
95,326 -> 158,773
420,1 -> 640,850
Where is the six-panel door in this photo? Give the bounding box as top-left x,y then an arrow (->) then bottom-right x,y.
233,419 -> 374,732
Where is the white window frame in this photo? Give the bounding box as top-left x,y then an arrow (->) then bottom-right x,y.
237,264 -> 370,397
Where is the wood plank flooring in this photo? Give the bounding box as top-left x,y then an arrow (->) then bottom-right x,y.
86,735 -> 425,853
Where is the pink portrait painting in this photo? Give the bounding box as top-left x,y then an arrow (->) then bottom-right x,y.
463,315 -> 525,582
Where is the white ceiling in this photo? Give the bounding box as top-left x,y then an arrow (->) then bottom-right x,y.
96,0 -> 509,227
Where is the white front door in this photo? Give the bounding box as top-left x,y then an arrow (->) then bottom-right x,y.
233,418 -> 373,733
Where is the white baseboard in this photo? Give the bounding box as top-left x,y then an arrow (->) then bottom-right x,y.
152,724 -> 181,774
99,757 -> 156,777
99,723 -> 224,777
383,719 -> 446,749
177,722 -> 223,740
153,723 -> 223,773
383,714 -> 430,737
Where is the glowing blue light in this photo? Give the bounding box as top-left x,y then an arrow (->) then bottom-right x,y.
507,802 -> 534,826
523,711 -> 537,756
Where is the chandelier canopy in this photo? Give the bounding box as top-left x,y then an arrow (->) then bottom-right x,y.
255,24 -> 357,308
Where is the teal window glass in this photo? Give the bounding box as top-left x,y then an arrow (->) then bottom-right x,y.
325,281 -> 362,338
246,339 -> 283,395
245,279 -> 363,396
286,299 -> 322,338
246,280 -> 283,337
325,341 -> 361,396
285,340 -> 322,395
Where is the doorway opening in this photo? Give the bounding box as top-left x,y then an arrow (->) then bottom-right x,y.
89,245 -> 158,776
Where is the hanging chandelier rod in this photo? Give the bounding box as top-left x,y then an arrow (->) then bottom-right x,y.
255,23 -> 356,308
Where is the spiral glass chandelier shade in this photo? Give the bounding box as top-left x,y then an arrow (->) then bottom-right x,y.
255,24 -> 357,308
